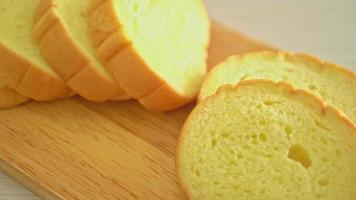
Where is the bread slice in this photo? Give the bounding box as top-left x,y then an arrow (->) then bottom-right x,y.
88,0 -> 210,110
199,51 -> 356,123
0,83 -> 29,109
0,0 -> 70,101
32,0 -> 129,102
177,80 -> 356,200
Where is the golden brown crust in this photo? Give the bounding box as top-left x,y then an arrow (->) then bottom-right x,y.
294,53 -> 356,80
33,6 -> 86,80
89,0 -> 162,98
199,51 -> 356,102
139,84 -> 192,112
67,63 -> 129,101
33,0 -> 129,102
0,43 -> 70,101
0,85 -> 29,109
177,79 -> 356,199
105,45 -> 164,98
89,0 -> 210,111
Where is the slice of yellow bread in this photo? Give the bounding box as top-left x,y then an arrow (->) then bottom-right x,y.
177,80 -> 356,200
0,0 -> 70,101
0,83 -> 29,109
88,0 -> 210,111
199,51 -> 356,124
33,0 -> 129,102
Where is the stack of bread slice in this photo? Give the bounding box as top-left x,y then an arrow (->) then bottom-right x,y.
0,0 -> 210,110
33,0 -> 129,102
0,0 -> 71,104
177,52 -> 356,199
199,51 -> 356,123
88,0 -> 210,110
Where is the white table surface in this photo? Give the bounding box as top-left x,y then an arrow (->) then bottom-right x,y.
1,0 -> 355,199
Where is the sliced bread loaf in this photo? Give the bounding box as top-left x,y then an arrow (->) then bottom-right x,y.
0,83 -> 28,109
33,0 -> 129,102
199,51 -> 356,123
0,0 -> 70,101
89,0 -> 210,110
177,80 -> 356,200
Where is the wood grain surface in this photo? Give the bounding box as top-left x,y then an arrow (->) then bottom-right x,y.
0,22 -> 272,200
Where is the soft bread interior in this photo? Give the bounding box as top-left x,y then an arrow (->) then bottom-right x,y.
52,0 -> 114,80
179,81 -> 356,199
0,0 -> 58,76
200,52 -> 356,123
113,0 -> 210,96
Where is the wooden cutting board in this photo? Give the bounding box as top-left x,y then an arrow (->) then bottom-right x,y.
0,22 -> 274,200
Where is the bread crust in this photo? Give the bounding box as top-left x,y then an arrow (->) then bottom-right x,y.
177,80 -> 356,199
88,0 -> 210,111
199,51 -> 356,102
33,0 -> 129,102
0,84 -> 29,109
0,43 -> 70,101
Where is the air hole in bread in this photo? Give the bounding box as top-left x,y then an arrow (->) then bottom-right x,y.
263,100 -> 282,106
251,134 -> 258,145
211,138 -> 217,148
284,125 -> 293,138
288,144 -> 312,169
308,84 -> 317,90
221,132 -> 231,138
259,133 -> 268,143
318,179 -> 329,187
286,111 -> 296,116
313,119 -> 331,132
231,160 -> 238,166
259,188 -> 267,194
214,192 -> 223,197
228,149 -> 235,156
233,185 -> 240,192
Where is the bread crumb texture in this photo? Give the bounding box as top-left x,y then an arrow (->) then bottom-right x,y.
178,80 -> 356,200
0,0 -> 56,74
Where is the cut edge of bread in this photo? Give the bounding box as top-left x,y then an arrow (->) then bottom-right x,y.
33,0 -> 130,102
0,43 -> 71,101
88,0 -> 210,111
0,84 -> 29,109
199,51 -> 356,102
177,79 -> 356,199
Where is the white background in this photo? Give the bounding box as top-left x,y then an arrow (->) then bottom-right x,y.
1,0 -> 355,199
